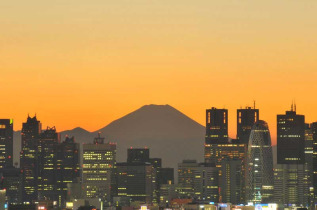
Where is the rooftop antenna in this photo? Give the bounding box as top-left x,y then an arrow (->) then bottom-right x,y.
294,99 -> 297,112
291,101 -> 293,111
253,100 -> 256,109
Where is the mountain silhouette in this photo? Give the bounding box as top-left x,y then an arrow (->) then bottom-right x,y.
96,104 -> 205,167
61,104 -> 205,168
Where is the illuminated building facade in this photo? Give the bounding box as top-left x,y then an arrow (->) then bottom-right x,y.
55,136 -> 80,207
82,133 -> 116,202
149,158 -> 161,204
20,115 -> 41,203
116,162 -> 156,204
237,107 -> 259,145
304,125 -> 314,205
116,148 -> 158,204
220,158 -> 243,204
274,164 -> 311,206
0,119 -> 13,169
205,108 -> 228,144
177,160 -> 219,202
37,127 -> 60,201
204,107 -> 247,204
311,122 -> 317,200
204,143 -> 246,167
277,108 -> 305,164
245,120 -> 273,204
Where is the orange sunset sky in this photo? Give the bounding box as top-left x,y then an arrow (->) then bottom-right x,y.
1,0 -> 317,145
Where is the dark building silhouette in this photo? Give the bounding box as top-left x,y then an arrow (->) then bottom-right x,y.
159,168 -> 174,185
20,115 -> 41,203
37,127 -> 60,202
237,107 -> 259,145
8,204 -> 37,210
116,162 -> 156,204
56,136 -> 80,207
205,108 -> 228,144
0,167 -> 22,204
277,107 -> 305,164
220,158 -> 243,204
116,148 -> 158,204
310,122 -> 317,200
0,119 -> 13,169
127,148 -> 150,163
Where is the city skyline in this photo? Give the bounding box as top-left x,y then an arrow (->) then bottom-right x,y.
3,103 -> 315,145
1,0 -> 317,145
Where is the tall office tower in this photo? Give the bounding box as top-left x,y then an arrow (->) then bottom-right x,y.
116,148 -> 157,204
20,115 -> 41,203
150,158 -> 161,204
0,167 -> 22,204
116,162 -> 156,204
277,107 -> 305,164
0,119 -> 13,169
205,108 -> 228,144
127,148 -> 150,163
245,120 -> 273,204
37,126 -> 60,202
220,158 -> 244,204
204,143 -> 246,203
311,122 -> 317,201
204,107 -> 230,166
274,164 -> 311,207
55,136 -> 80,207
177,160 -> 219,202
237,107 -> 259,145
304,125 -> 314,205
82,133 -> 116,202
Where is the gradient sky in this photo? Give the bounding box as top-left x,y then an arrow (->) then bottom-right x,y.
1,0 -> 317,144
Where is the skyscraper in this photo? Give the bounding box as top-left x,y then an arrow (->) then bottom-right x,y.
237,107 -> 259,145
37,127 -> 60,202
274,164 -> 311,206
311,122 -> 317,201
177,160 -> 219,202
0,119 -> 13,169
245,120 -> 273,204
82,133 -> 116,202
277,108 -> 305,164
56,136 -> 80,207
204,107 -> 230,165
220,158 -> 244,204
205,108 -> 228,144
20,115 -> 41,203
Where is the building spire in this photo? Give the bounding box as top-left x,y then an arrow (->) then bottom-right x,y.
294,99 -> 296,112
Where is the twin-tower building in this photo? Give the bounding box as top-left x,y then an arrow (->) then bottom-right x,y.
204,106 -> 273,204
